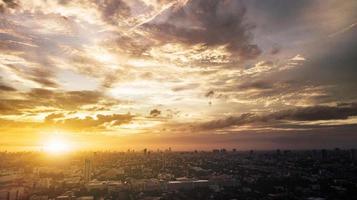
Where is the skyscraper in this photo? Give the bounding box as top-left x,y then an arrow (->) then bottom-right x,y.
351,149 -> 356,161
84,159 -> 91,183
321,149 -> 327,161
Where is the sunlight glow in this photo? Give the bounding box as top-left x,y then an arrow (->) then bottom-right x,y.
43,136 -> 72,154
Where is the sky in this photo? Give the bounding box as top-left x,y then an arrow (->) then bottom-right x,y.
0,0 -> 357,151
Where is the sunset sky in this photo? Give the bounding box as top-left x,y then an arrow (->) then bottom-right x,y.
0,0 -> 357,151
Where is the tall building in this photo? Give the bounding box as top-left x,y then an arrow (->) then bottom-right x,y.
84,159 -> 91,183
321,149 -> 327,161
0,186 -> 25,200
350,149 -> 356,161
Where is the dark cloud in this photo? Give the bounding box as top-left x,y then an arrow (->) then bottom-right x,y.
57,0 -> 131,24
93,0 -> 131,24
205,90 -> 214,98
306,28 -> 357,87
246,0 -> 312,26
3,65 -> 59,88
0,89 -> 121,115
30,68 -> 59,88
238,80 -> 273,90
267,24 -> 357,104
271,103 -> 357,121
0,99 -> 33,115
270,45 -> 281,55
27,89 -> 104,110
198,113 -> 254,130
0,84 -> 16,91
112,34 -> 152,57
144,0 -> 261,60
0,0 -> 19,13
150,109 -> 161,117
198,103 -> 357,130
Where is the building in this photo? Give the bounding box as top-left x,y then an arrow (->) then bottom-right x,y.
0,186 -> 25,200
321,149 -> 327,160
350,149 -> 356,161
84,159 -> 91,183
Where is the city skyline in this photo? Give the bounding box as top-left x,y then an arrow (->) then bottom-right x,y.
0,0 -> 357,152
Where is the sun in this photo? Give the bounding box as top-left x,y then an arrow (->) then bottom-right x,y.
43,136 -> 72,154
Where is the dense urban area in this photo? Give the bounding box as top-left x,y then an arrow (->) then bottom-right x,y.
0,148 -> 356,200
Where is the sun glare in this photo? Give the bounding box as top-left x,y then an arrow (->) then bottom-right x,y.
43,137 -> 72,154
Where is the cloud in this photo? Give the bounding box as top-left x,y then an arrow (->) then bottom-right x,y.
0,84 -> 16,91
0,16 -> 73,88
44,113 -> 65,122
1,64 -> 59,88
150,109 -> 161,117
205,90 -> 214,98
171,83 -> 200,92
0,118 -> 37,128
197,103 -> 357,130
27,89 -> 105,110
246,0 -> 313,26
0,99 -> 32,115
271,103 -> 357,121
237,80 -> 273,90
0,113 -> 134,132
93,0 -> 131,25
270,45 -> 281,55
0,0 -> 356,150
0,88 -> 121,115
0,0 -> 19,13
47,113 -> 133,131
198,113 -> 255,130
143,0 -> 261,60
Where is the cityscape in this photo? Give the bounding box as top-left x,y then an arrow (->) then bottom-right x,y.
1,0 -> 357,199
0,149 -> 357,200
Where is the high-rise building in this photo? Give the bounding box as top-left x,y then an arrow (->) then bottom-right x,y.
321,149 -> 327,161
84,159 -> 91,183
0,186 -> 25,200
350,149 -> 356,161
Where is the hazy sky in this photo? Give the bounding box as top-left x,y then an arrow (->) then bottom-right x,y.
0,0 -> 357,151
